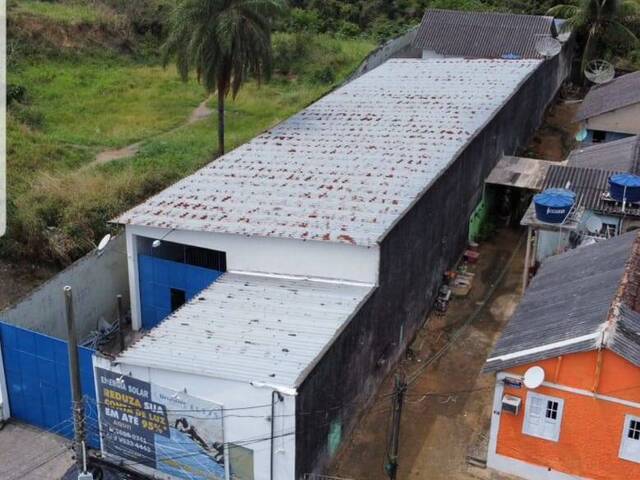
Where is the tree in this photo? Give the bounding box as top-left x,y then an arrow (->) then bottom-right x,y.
548,0 -> 640,74
163,0 -> 286,157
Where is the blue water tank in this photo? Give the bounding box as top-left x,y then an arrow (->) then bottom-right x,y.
534,188 -> 576,223
609,173 -> 640,203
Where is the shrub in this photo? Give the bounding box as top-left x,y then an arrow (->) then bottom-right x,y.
272,32 -> 315,75
7,83 -> 26,104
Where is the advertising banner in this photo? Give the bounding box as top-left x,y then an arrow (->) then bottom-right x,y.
96,368 -> 225,479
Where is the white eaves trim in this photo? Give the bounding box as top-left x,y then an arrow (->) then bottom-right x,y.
486,331 -> 602,364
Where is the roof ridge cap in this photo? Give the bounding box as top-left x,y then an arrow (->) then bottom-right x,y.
604,234 -> 640,347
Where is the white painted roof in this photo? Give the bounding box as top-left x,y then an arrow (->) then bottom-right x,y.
115,273 -> 373,388
116,58 -> 541,247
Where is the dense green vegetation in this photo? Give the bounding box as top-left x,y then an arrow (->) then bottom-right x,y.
5,0 -> 640,265
5,0 -> 374,263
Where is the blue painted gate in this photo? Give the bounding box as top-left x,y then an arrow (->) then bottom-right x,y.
138,255 -> 223,330
0,322 -> 99,447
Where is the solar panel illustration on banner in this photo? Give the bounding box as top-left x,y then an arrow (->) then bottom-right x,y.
96,368 -> 225,479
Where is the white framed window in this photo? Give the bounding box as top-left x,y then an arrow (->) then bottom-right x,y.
522,392 -> 564,442
619,415 -> 640,463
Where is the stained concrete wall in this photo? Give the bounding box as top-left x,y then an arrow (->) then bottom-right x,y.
0,234 -> 130,341
295,42 -> 574,478
347,27 -> 419,82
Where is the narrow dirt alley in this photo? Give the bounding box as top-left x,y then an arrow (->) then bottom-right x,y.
332,228 -> 525,480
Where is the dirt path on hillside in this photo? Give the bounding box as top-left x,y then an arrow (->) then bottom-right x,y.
331,228 -> 525,480
90,96 -> 213,167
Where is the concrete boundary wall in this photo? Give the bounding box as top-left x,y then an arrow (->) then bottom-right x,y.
347,27 -> 419,82
0,234 -> 130,340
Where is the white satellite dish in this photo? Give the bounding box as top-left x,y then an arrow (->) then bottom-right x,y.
584,59 -> 615,84
585,215 -> 604,234
535,36 -> 562,58
152,239 -> 162,248
523,366 -> 545,389
97,233 -> 111,251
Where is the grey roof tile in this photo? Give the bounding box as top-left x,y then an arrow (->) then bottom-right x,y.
575,71 -> 640,122
413,9 -> 556,59
567,136 -> 640,173
485,231 -> 640,372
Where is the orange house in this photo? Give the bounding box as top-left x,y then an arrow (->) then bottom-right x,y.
484,231 -> 640,480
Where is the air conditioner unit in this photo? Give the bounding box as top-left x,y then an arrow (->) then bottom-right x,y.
502,395 -> 522,415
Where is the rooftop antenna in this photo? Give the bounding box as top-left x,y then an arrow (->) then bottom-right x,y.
535,35 -> 562,58
584,59 -> 615,84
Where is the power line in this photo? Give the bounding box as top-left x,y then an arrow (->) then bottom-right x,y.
405,232 -> 525,387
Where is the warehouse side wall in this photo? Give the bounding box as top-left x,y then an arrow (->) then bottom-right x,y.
295,48 -> 573,478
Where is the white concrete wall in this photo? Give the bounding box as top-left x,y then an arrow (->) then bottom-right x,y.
586,103 -> 640,136
126,225 -> 379,330
95,356 -> 296,480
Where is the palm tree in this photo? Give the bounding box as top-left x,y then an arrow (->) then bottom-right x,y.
548,0 -> 640,74
163,0 -> 286,157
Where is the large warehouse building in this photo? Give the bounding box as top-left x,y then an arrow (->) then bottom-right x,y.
96,53 -> 570,480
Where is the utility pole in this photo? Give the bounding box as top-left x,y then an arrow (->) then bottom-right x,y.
386,372 -> 407,480
64,286 -> 90,479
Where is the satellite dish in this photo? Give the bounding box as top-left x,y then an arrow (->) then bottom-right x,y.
585,215 -> 603,234
535,36 -> 562,58
584,59 -> 615,84
97,234 -> 111,251
152,239 -> 162,248
523,366 -> 545,389
575,128 -> 588,142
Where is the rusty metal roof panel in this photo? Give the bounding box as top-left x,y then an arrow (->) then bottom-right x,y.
115,58 -> 541,246
115,273 -> 373,387
413,9 -> 556,59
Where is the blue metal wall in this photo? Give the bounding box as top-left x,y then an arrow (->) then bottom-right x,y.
0,322 -> 99,447
138,255 -> 223,330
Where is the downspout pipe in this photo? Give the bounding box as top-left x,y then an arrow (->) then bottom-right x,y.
271,390 -> 283,480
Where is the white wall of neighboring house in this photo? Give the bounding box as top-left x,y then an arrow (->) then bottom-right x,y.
586,103 -> 640,135
94,356 -> 297,480
125,224 -> 379,330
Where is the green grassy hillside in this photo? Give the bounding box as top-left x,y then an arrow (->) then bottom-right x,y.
5,1 -> 374,264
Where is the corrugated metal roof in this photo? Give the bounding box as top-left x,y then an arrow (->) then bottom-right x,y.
541,164 -> 640,218
412,9 -> 556,59
115,273 -> 373,388
485,155 -> 557,191
567,136 -> 640,173
115,58 -> 541,247
575,71 -> 640,122
485,231 -> 640,372
543,164 -> 617,211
